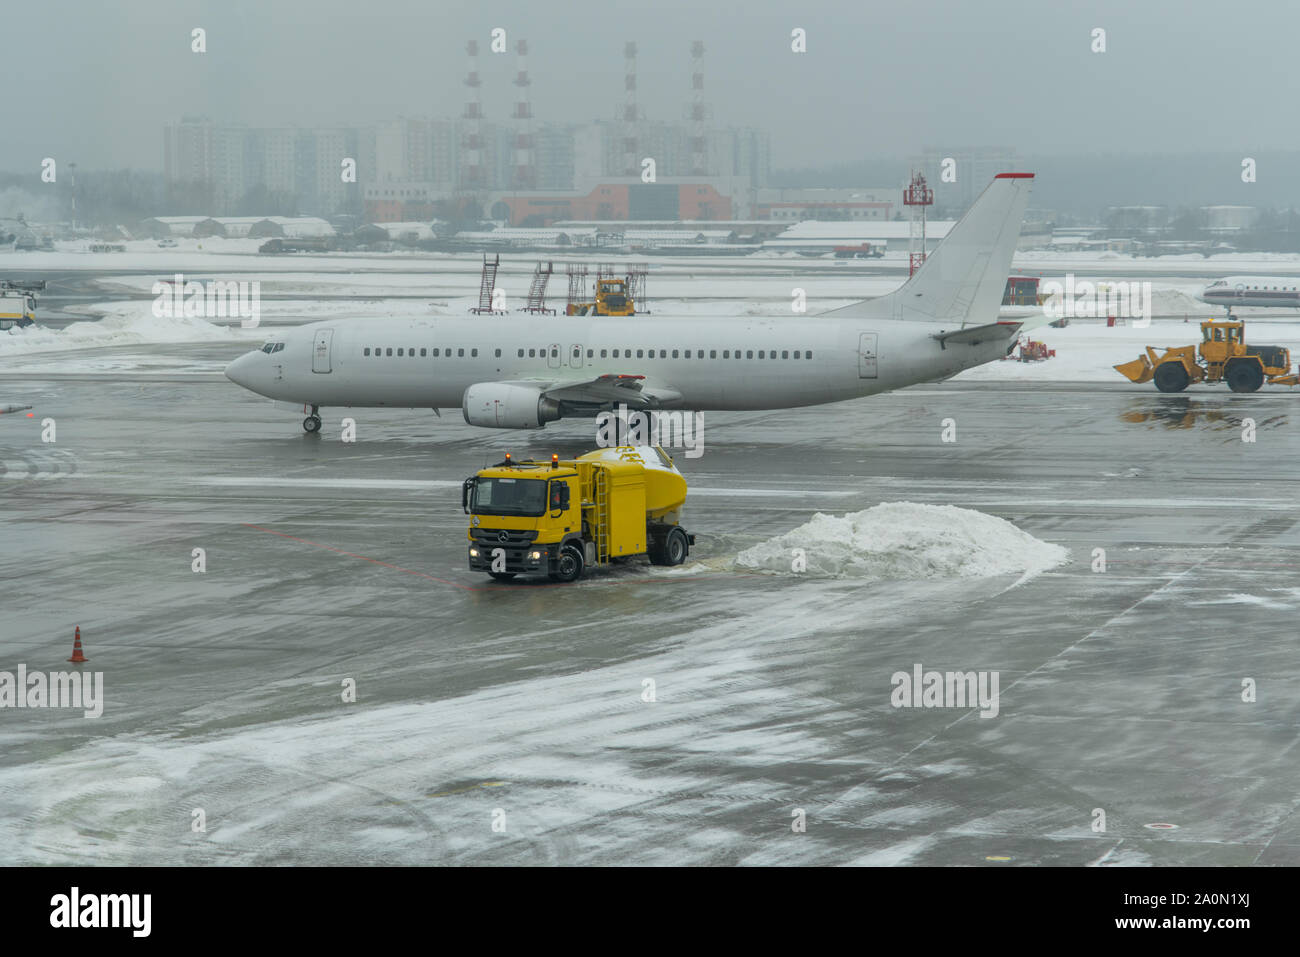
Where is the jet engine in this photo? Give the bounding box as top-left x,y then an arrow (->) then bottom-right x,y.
462,382 -> 561,429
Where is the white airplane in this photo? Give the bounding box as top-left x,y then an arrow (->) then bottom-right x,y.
225,173 -> 1036,434
1199,277 -> 1300,310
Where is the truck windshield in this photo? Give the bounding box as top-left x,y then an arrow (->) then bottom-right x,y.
471,477 -> 547,516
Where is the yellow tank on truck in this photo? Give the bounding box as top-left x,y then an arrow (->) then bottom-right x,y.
576,445 -> 687,520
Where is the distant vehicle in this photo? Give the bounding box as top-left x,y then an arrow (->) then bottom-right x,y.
1199,277 -> 1300,310
1002,276 -> 1045,307
1000,274 -> 1066,325
833,243 -> 883,259
566,278 -> 635,316
89,242 -> 125,253
259,237 -> 335,254
0,280 -> 43,330
157,238 -> 178,248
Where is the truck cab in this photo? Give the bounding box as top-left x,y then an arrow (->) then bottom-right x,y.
464,455 -> 582,581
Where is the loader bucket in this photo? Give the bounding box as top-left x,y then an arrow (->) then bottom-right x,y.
1114,354 -> 1155,383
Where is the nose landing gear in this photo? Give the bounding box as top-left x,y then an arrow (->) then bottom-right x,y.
303,405 -> 322,433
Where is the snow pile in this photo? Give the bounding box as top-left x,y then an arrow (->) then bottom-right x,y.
0,301 -> 256,357
1149,286 -> 1208,315
957,315 -> 1300,383
735,502 -> 1068,581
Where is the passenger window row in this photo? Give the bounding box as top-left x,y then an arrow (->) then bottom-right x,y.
574,348 -> 815,360
364,346 -> 489,358
361,345 -> 814,360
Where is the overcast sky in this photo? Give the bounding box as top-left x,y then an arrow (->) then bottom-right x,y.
1,0 -> 1291,174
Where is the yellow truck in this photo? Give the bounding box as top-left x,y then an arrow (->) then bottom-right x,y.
0,280 -> 41,330
463,445 -> 693,582
1114,318 -> 1300,393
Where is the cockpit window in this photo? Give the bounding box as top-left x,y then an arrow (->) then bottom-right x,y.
261,342 -> 285,353
261,343 -> 274,353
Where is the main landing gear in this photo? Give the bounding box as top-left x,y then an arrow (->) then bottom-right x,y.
303,405 -> 322,433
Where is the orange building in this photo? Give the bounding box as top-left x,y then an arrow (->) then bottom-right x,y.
495,180 -> 735,227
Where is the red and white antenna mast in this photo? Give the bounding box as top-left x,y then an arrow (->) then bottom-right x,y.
461,40 -> 485,191
511,39 -> 535,190
903,171 -> 934,276
622,41 -> 639,177
689,40 -> 708,176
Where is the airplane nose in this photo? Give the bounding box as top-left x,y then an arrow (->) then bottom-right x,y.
225,351 -> 260,389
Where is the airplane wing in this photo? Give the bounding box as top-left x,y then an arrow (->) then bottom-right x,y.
512,373 -> 683,408
931,320 -> 1024,347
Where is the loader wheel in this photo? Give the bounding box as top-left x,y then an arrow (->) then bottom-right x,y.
549,544 -> 585,583
1226,360 -> 1264,393
1153,362 -> 1190,393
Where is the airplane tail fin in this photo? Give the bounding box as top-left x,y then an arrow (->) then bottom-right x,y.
825,173 -> 1034,325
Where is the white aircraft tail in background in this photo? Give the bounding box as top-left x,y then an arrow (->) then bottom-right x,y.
828,172 -> 1033,327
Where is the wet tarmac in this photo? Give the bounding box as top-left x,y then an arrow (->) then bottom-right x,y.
2,345 -> 1299,865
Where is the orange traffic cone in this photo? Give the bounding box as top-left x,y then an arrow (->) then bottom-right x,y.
67,626 -> 88,663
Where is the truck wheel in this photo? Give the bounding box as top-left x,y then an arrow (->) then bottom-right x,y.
662,527 -> 689,566
1153,362 -> 1190,393
488,572 -> 516,582
550,544 -> 584,583
1226,361 -> 1264,393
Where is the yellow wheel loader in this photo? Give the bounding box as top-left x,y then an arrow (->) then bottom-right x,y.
1114,319 -> 1300,393
567,278 -> 635,316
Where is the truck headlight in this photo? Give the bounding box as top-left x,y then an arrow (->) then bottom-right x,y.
469,548 -> 479,557
530,551 -> 541,559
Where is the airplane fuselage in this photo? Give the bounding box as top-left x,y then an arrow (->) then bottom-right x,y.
223,172 -> 1035,430
1200,276 -> 1300,310
226,313 -> 1010,414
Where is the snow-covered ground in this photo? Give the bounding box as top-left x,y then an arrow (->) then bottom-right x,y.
15,238 -> 1300,278
1013,249 -> 1300,273
957,317 -> 1300,382
0,302 -> 259,358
